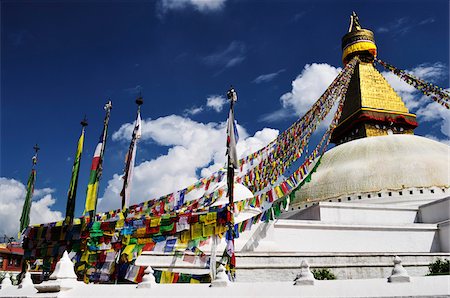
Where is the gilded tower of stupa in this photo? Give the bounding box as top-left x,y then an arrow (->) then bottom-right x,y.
331,12 -> 418,145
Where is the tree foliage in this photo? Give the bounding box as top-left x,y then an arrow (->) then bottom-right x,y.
427,258 -> 450,276
312,268 -> 336,280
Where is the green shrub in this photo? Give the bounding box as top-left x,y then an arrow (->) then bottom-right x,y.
427,258 -> 450,276
312,268 -> 336,280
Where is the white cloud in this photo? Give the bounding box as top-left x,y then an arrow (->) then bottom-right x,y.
99,115 -> 278,211
259,108 -> 292,123
253,69 -> 286,84
183,105 -> 204,116
280,63 -> 341,116
159,0 -> 226,12
206,95 -> 227,112
203,41 -> 246,69
0,178 -> 63,237
263,63 -> 341,123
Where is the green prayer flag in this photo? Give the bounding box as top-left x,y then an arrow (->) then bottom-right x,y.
65,129 -> 85,224
19,169 -> 36,237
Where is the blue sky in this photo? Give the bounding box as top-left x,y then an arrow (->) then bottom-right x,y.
0,0 -> 449,236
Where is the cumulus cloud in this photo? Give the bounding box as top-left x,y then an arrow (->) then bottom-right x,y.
206,95 -> 227,112
260,63 -> 341,123
203,41 -> 246,69
253,69 -> 286,84
99,115 -> 278,211
159,0 -> 226,13
0,178 -> 63,237
280,63 -> 341,117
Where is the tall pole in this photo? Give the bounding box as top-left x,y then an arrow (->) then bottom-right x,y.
225,86 -> 238,281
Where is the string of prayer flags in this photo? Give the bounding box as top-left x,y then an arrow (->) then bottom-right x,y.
375,58 -> 450,109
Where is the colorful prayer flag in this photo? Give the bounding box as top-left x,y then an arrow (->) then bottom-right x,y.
84,101 -> 112,216
120,109 -> 142,210
65,128 -> 85,224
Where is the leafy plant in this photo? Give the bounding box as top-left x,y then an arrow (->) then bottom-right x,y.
427,258 -> 450,276
312,268 -> 336,280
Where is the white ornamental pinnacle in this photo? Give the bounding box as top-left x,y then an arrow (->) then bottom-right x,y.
210,264 -> 230,288
137,266 -> 156,289
49,251 -> 78,280
388,256 -> 410,283
35,251 -> 82,293
19,263 -> 34,289
1,273 -> 13,289
294,260 -> 316,286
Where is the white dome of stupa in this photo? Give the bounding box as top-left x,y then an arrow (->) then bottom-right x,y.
296,134 -> 450,201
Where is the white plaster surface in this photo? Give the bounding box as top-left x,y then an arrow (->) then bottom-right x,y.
257,220 -> 438,252
284,202 -> 419,225
419,197 -> 450,223
295,135 -> 450,202
1,276 -> 449,298
438,220 -> 450,253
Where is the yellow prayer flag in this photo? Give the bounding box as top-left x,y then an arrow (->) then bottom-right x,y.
180,230 -> 190,243
202,223 -> 215,237
150,217 -> 161,227
161,271 -> 174,283
136,227 -> 147,237
275,186 -> 284,198
122,235 -> 131,245
191,223 -> 203,239
199,214 -> 207,223
84,181 -> 99,213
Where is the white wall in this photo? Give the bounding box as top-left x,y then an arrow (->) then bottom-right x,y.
418,197 -> 450,223
256,220 -> 439,253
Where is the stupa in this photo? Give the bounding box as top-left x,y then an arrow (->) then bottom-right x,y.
136,12 -> 450,282
237,12 -> 450,280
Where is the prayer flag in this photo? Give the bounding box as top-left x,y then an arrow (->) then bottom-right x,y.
65,128 -> 85,224
121,109 -> 142,210
226,107 -> 239,169
84,101 -> 112,216
19,168 -> 36,237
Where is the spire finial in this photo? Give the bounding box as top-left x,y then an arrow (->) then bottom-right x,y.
33,144 -> 40,154
348,11 -> 362,32
104,100 -> 113,111
227,86 -> 237,102
32,144 -> 40,166
136,93 -> 144,106
80,115 -> 88,127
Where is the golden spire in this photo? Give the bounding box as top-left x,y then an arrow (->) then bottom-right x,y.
331,13 -> 418,145
341,11 -> 377,64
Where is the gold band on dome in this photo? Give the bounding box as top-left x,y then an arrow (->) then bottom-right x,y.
342,41 -> 377,61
